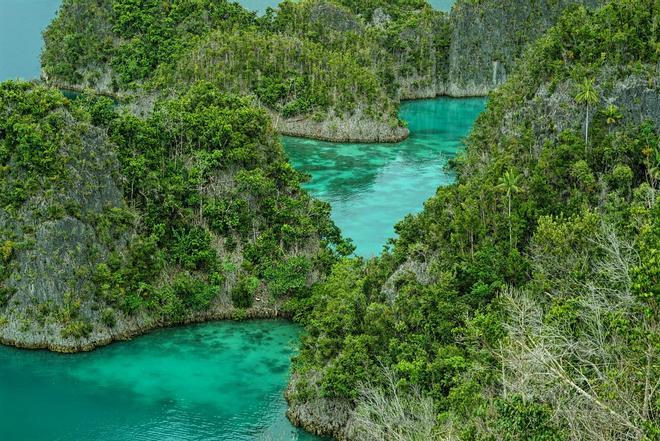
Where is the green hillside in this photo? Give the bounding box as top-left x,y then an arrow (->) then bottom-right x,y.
286,1 -> 659,439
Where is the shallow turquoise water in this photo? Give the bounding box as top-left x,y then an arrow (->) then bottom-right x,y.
283,97 -> 486,256
0,0 -> 61,80
0,321 -> 321,441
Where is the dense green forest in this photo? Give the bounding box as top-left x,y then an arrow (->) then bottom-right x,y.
0,80 -> 351,349
1,0 -> 657,439
40,0 -> 455,141
286,0 -> 659,439
40,0 -> 607,128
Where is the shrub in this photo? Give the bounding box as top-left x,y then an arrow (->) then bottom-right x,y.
264,256 -> 311,298
231,274 -> 259,308
61,320 -> 93,339
101,307 -> 116,327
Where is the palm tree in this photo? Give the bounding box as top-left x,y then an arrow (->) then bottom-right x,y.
603,104 -> 622,126
496,169 -> 522,248
649,148 -> 660,187
575,78 -> 599,148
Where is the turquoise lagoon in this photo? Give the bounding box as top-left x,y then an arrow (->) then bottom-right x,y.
0,321 -> 320,441
283,97 -> 486,256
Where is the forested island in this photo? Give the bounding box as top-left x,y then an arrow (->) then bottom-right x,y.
0,0 -> 658,440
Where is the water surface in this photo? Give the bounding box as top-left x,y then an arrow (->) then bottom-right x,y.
0,321 -> 319,441
283,97 -> 486,256
0,0 -> 61,80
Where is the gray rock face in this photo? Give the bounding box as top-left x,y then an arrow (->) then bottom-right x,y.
496,68 -> 659,160
444,0 -> 605,97
286,372 -> 353,440
309,0 -> 361,32
0,121 -> 134,350
274,108 -> 409,143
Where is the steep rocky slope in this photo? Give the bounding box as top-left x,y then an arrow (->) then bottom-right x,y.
444,0 -> 605,96
285,0 -> 658,438
0,81 -> 348,352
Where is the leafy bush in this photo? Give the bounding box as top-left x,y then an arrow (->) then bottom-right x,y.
61,320 -> 93,339
231,274 -> 260,308
100,308 -> 116,327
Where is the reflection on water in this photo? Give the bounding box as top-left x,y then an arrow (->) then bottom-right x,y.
283,97 -> 486,256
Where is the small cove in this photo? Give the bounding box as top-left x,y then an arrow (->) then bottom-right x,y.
283,97 -> 486,256
0,320 -> 321,441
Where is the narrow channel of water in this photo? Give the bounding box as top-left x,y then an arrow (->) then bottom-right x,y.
283,97 -> 486,256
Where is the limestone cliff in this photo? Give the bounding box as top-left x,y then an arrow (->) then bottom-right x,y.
0,81 -> 344,352
444,0 -> 605,96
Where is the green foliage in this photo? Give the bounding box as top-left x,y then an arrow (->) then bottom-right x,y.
288,1 -> 659,439
61,320 -> 94,339
43,0 -> 256,89
493,396 -> 565,441
165,29 -> 395,120
100,308 -> 116,327
1,80 -> 347,338
170,272 -> 218,311
0,285 -> 15,308
42,0 -> 450,127
263,256 -> 312,298
232,274 -> 260,308
0,81 -> 74,211
83,80 -> 348,318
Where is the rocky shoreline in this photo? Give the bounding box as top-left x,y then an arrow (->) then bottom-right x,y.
0,303 -> 288,353
275,111 -> 410,144
285,372 -> 353,441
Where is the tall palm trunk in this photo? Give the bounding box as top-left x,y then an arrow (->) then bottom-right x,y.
585,104 -> 590,150
508,192 -> 512,248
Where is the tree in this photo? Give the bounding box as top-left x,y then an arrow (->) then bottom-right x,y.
349,366 -> 438,441
603,103 -> 622,126
496,169 -> 522,248
575,79 -> 599,148
500,225 -> 657,441
648,147 -> 660,187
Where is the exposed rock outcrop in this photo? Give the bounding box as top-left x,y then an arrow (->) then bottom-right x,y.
494,68 -> 659,161
444,0 -> 605,96
286,372 -> 353,440
275,109 -> 409,143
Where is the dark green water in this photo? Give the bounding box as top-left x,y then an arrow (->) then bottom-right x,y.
283,97 -> 486,256
0,321 -> 320,441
